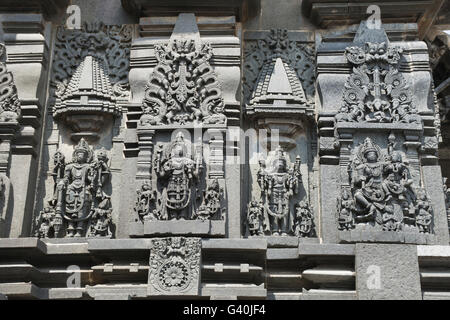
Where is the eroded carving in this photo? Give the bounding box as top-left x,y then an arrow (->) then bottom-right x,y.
140,39 -> 226,126
0,44 -> 21,123
335,42 -> 421,124
35,139 -> 113,238
148,237 -> 201,295
337,137 -> 433,233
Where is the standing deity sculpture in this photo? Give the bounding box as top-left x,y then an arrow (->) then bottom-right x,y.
192,178 -> 223,220
416,188 -> 433,233
135,180 -> 158,221
253,146 -> 302,236
154,132 -> 202,220
247,200 -> 265,236
35,139 -> 113,238
293,200 -> 316,237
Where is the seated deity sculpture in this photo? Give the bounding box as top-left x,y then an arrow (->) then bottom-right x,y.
338,136 -> 433,233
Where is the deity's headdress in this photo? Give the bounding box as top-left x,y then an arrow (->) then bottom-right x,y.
362,138 -> 378,157
274,146 -> 287,165
72,138 -> 93,162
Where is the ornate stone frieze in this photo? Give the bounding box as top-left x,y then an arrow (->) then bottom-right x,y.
246,146 -> 316,237
52,22 -> 132,140
139,39 -> 226,126
335,42 -> 421,124
135,132 -> 223,222
336,137 -> 433,233
0,43 -> 22,221
0,44 -> 21,124
148,237 -> 201,296
35,139 -> 113,238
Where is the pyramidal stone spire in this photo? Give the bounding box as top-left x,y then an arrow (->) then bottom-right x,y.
267,57 -> 293,95
249,54 -> 307,106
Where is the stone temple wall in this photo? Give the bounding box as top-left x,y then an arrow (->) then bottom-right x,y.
0,0 -> 449,300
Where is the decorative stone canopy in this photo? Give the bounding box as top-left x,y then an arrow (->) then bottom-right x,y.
51,22 -> 131,141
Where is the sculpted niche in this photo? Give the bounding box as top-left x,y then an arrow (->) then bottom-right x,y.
246,147 -> 315,237
337,137 -> 433,233
135,132 -> 223,222
35,139 -> 113,238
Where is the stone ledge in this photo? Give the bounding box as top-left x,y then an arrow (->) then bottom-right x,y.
130,220 -> 226,237
298,243 -> 355,256
339,230 -> 435,245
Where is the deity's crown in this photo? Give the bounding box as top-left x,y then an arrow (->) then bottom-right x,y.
362,137 -> 377,156
74,138 -> 91,155
274,146 -> 287,164
175,131 -> 185,142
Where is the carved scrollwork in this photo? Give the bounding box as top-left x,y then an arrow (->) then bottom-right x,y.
335,42 -> 421,124
0,44 -> 21,123
337,137 -> 433,233
140,39 -> 226,126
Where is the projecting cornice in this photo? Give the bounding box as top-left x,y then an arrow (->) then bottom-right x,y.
0,0 -> 69,20
121,0 -> 259,21
302,0 -> 438,29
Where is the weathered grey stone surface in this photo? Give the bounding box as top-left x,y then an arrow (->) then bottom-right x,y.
0,0 -> 449,301
355,244 -> 422,300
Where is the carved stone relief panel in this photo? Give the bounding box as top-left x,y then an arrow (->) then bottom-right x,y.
336,136 -> 433,234
131,130 -> 226,237
51,22 -> 132,141
0,42 -> 22,226
148,237 -> 201,296
34,139 -> 113,238
335,42 -> 421,124
139,40 -> 227,126
130,14 -> 230,238
243,29 -> 318,241
246,146 -> 316,238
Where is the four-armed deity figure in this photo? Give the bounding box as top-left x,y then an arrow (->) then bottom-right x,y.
258,146 -> 301,236
155,132 -> 202,220
342,136 -> 431,232
351,137 -> 389,224
54,139 -> 111,237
